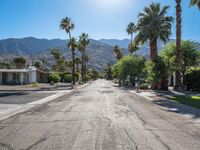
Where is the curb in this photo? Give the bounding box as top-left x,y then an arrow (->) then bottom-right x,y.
0,83 -> 90,121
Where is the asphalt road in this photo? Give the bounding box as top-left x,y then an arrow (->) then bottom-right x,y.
0,80 -> 200,150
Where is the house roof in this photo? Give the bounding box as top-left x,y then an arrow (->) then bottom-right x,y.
0,68 -> 36,73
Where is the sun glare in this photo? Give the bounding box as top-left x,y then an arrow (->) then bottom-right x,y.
87,0 -> 133,12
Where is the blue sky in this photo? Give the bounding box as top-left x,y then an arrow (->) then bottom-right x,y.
0,0 -> 200,41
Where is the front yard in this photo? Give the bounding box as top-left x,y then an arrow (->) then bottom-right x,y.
171,95 -> 200,109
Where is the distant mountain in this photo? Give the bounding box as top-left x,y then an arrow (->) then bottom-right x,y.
0,37 -> 199,71
98,39 -> 130,49
0,37 -> 66,55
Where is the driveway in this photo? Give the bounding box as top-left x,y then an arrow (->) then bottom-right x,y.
0,79 -> 200,150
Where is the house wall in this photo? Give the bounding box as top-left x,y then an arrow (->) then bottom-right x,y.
29,71 -> 37,83
0,72 -> 2,84
36,71 -> 49,83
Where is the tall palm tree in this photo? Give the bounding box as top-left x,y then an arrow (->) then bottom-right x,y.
60,17 -> 75,85
60,17 -> 74,40
190,0 -> 200,9
75,57 -> 81,73
128,41 -> 139,55
135,3 -> 173,61
113,45 -> 123,60
68,37 -> 77,85
126,22 -> 136,42
174,0 -> 182,90
126,22 -> 136,55
85,55 -> 89,68
78,33 -> 90,81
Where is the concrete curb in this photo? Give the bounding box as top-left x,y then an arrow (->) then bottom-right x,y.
0,83 -> 89,121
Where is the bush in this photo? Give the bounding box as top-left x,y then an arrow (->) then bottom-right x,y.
75,73 -> 80,82
49,73 -> 60,83
139,83 -> 149,90
184,70 -> 200,92
63,74 -> 72,83
83,75 -> 90,82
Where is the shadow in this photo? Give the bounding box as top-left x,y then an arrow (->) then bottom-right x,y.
114,84 -> 200,119
152,98 -> 200,119
0,92 -> 28,97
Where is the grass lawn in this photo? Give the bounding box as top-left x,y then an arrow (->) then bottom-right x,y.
171,95 -> 200,109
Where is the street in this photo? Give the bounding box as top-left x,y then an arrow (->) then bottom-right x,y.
0,79 -> 200,150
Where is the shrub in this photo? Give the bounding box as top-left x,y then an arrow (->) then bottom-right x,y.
63,74 -> 72,83
184,70 -> 200,92
139,83 -> 149,90
49,73 -> 60,83
83,75 -> 90,82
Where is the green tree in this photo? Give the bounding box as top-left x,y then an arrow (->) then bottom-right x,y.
113,45 -> 123,61
161,41 -> 199,82
13,57 -> 26,69
128,41 -> 139,55
51,48 -> 65,72
126,22 -> 137,55
78,33 -> 90,81
135,3 -> 173,61
91,68 -> 99,80
190,0 -> 200,9
60,17 -> 74,40
34,61 -> 42,70
60,17 -> 76,85
68,37 -> 77,85
105,64 -> 113,80
75,57 -> 81,73
114,55 -> 146,86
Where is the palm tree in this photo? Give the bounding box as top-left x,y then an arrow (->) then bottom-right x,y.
113,45 -> 123,60
128,41 -> 139,55
126,22 -> 136,55
60,17 -> 74,40
68,37 -> 77,85
75,57 -> 81,73
13,57 -> 26,69
190,0 -> 200,9
174,0 -> 182,90
135,3 -> 173,61
85,55 -> 89,68
60,17 -> 75,85
78,33 -> 90,81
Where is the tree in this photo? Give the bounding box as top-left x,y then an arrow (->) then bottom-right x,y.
174,0 -> 182,91
161,41 -> 199,82
105,64 -> 113,80
78,33 -> 90,82
85,55 -> 89,68
126,22 -> 137,55
51,48 -> 65,72
113,45 -> 123,61
190,0 -> 200,9
91,68 -> 99,80
13,57 -> 26,69
34,61 -> 42,70
75,57 -> 81,73
68,37 -> 77,85
128,41 -> 139,55
135,3 -> 173,61
60,17 -> 75,85
113,56 -> 146,86
60,17 -> 74,40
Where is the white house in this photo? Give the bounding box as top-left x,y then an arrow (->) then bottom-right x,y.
0,66 -> 38,85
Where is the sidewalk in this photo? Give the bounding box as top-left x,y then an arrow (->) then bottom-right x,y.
129,89 -> 200,124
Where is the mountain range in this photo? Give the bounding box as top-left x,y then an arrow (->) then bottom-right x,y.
0,37 -> 199,71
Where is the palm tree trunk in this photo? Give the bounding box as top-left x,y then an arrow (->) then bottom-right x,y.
174,0 -> 182,91
72,50 -> 75,85
81,51 -> 84,81
150,38 -> 157,61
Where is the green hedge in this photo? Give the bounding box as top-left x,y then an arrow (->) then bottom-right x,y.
184,70 -> 200,92
49,73 -> 60,83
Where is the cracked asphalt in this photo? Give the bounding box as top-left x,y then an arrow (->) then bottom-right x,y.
0,79 -> 200,150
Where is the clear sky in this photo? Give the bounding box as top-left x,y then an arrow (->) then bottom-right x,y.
0,0 -> 200,41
